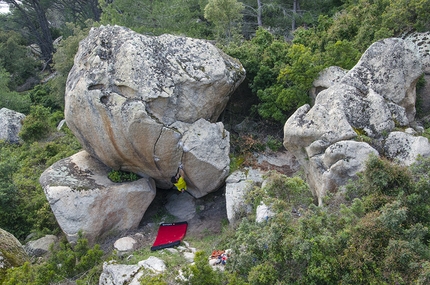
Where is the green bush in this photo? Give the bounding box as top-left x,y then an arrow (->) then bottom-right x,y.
29,85 -> 62,112
19,105 -> 52,142
180,251 -> 224,285
266,135 -> 283,151
4,234 -> 103,285
0,67 -> 31,114
108,170 -> 139,183
0,114 -> 81,240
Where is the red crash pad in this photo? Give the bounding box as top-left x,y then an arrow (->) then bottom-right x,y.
151,221 -> 188,251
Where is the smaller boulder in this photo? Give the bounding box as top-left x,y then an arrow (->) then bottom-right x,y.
0,108 -> 25,144
114,237 -> 138,254
24,235 -> 58,257
99,261 -> 140,285
255,202 -> 275,223
40,150 -> 156,244
165,192 -> 196,221
138,256 -> 167,273
225,168 -> 264,223
384,132 -> 430,165
0,228 -> 29,280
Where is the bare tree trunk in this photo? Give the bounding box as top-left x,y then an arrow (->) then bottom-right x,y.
292,0 -> 298,31
257,0 -> 262,27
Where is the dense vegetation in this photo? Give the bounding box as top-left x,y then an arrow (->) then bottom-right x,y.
0,0 -> 430,284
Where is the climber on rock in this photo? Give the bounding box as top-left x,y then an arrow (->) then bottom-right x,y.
171,164 -> 187,193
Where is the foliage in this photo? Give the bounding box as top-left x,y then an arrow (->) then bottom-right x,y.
3,233 -> 103,285
0,110 -> 81,240
0,30 -> 39,90
223,28 -> 292,122
266,135 -> 283,151
204,0 -> 244,42
19,105 -> 53,142
180,251 -> 224,285
100,0 -> 212,38
28,84 -> 62,112
224,156 -> 430,284
51,20 -> 96,108
107,169 -> 139,183
0,66 -> 31,113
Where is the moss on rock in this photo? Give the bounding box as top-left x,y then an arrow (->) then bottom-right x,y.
0,228 -> 29,282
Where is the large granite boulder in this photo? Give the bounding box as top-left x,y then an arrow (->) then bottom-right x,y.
284,36 -> 427,205
65,25 -> 245,197
0,228 -> 29,281
0,108 -> 25,144
40,150 -> 156,244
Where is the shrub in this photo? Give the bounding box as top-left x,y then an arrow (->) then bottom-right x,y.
19,105 -> 52,142
4,234 -> 103,284
108,170 -> 139,182
180,251 -> 224,285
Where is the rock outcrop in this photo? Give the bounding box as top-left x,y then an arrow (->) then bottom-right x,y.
0,108 -> 25,144
284,36 -> 428,205
0,228 -> 29,281
225,168 -> 264,223
24,235 -> 58,257
40,151 -> 156,244
64,25 -> 245,197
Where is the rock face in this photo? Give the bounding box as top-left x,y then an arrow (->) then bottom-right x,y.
225,168 -> 264,223
284,36 -> 428,205
0,108 -> 25,144
0,228 -> 29,281
40,151 -> 156,244
65,25 -> 245,197
24,235 -> 58,257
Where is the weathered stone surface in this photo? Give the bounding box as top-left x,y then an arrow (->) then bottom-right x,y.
165,191 -> 196,221
138,256 -> 167,273
384,132 -> 430,166
99,262 -> 140,285
0,108 -> 25,144
340,38 -> 422,122
113,237 -> 138,253
310,66 -> 348,103
225,168 -> 264,223
0,228 -> 29,280
255,203 -> 275,223
40,150 -> 156,244
65,25 -> 244,196
24,235 -> 58,257
284,36 -> 426,205
405,32 -> 430,73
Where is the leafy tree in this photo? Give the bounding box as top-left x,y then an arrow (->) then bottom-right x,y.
4,0 -> 55,69
0,66 -> 31,113
19,105 -> 52,142
51,0 -> 101,26
256,43 -> 322,122
0,30 -> 40,90
51,20 -> 95,109
204,0 -> 244,42
100,0 -> 211,38
240,0 -> 344,40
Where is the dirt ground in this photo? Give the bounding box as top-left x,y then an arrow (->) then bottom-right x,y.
98,185 -> 228,253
